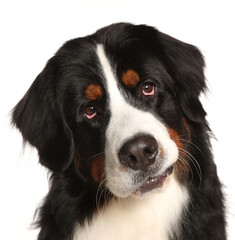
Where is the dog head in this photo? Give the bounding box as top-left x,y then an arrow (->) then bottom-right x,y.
12,23 -> 206,198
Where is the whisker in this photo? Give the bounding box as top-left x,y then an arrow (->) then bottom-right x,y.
178,148 -> 202,188
89,152 -> 105,160
95,175 -> 106,209
104,188 -> 112,209
177,156 -> 193,185
173,137 -> 204,158
176,133 -> 198,138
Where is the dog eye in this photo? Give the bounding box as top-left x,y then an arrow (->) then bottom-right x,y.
142,83 -> 155,96
84,106 -> 97,119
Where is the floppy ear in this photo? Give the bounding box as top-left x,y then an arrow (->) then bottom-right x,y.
159,32 -> 207,123
12,57 -> 74,172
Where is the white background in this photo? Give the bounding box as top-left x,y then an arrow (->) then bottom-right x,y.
0,0 -> 234,239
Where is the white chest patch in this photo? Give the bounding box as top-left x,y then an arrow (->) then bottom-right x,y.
73,175 -> 189,240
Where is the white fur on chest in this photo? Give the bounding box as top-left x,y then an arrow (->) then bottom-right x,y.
74,176 -> 189,240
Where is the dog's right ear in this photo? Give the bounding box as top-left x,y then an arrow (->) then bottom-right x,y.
12,57 -> 74,172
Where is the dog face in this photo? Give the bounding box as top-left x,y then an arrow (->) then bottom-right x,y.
12,23 -> 206,198
96,44 -> 178,197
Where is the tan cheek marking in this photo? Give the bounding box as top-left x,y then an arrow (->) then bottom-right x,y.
90,154 -> 105,182
85,84 -> 103,101
168,128 -> 183,150
167,127 -> 189,183
75,151 -> 105,183
122,69 -> 140,87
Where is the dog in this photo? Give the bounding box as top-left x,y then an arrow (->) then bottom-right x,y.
12,23 -> 226,240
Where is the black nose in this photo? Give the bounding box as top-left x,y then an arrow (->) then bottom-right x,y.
118,135 -> 158,171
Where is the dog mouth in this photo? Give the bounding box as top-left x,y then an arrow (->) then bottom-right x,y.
135,166 -> 174,195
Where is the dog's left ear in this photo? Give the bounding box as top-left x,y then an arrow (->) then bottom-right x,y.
158,32 -> 207,123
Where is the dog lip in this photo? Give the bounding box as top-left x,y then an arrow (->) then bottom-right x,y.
136,166 -> 174,194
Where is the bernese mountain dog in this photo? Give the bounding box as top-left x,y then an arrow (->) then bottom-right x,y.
12,23 -> 226,240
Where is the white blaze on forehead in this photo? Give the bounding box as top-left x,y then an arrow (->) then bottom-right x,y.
96,44 -> 178,197
96,44 -> 124,108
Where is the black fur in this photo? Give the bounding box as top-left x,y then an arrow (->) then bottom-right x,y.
12,23 -> 226,239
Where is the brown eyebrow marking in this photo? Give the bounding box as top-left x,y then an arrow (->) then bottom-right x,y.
122,69 -> 140,87
85,84 -> 103,101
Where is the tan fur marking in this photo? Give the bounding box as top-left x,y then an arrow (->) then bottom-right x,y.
90,154 -> 105,182
85,84 -> 102,101
168,128 -> 183,150
122,69 -> 140,87
167,127 -> 189,183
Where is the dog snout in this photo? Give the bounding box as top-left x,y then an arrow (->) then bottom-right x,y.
118,135 -> 158,171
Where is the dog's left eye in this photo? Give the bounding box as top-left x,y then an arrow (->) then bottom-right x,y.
142,83 -> 155,96
84,106 -> 97,119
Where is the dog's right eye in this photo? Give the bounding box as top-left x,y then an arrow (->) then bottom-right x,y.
84,106 -> 97,119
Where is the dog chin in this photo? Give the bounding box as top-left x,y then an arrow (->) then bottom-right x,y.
110,165 -> 174,199
132,166 -> 174,197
